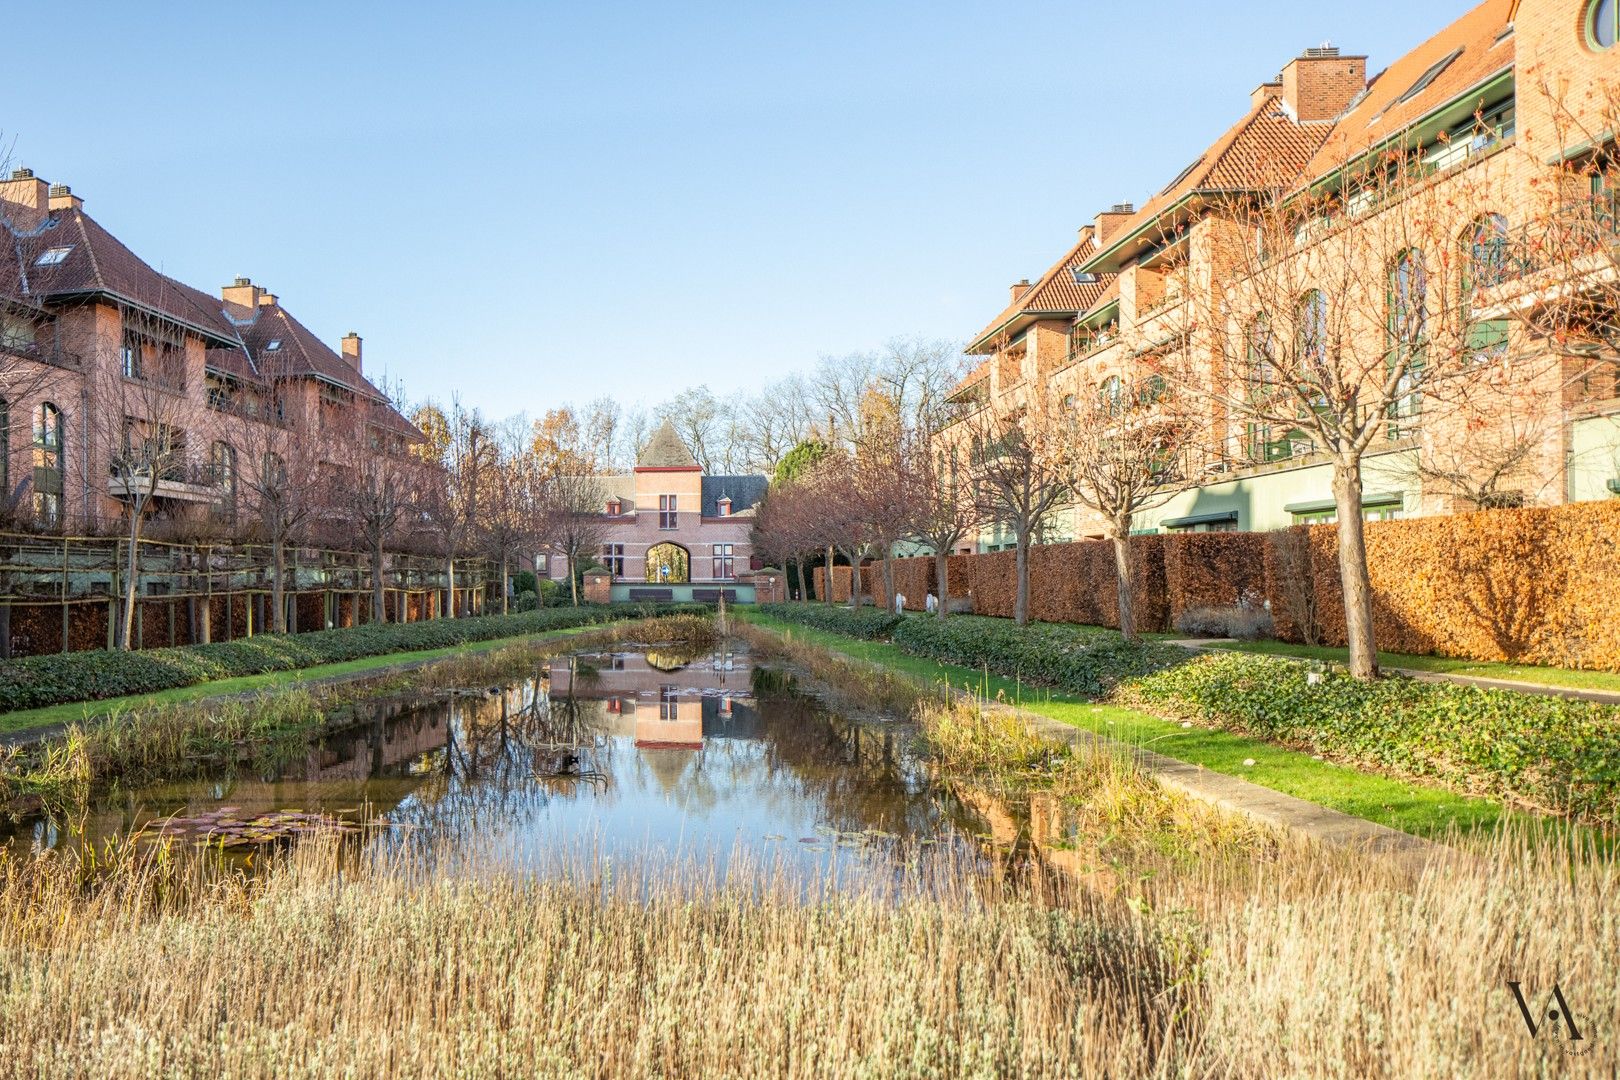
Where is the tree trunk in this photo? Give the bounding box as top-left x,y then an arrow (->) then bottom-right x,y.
934,551 -> 949,620
845,549 -> 860,611
1333,459 -> 1379,680
1013,529 -> 1030,626
795,557 -> 808,603
823,545 -> 834,605
1111,529 -> 1137,642
569,552 -> 580,606
881,551 -> 895,613
446,556 -> 456,619
270,533 -> 286,634
371,543 -> 386,624
501,553 -> 510,615
121,519 -> 142,650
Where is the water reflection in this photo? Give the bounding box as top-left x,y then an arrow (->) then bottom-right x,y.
12,642 -> 988,886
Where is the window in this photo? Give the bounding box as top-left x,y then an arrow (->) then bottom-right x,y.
601,543 -> 625,577
1243,314 -> 1295,462
659,684 -> 678,721
0,312 -> 36,351
1386,250 -> 1427,435
1395,48 -> 1462,105
658,494 -> 677,530
1588,0 -> 1617,50
1291,501 -> 1402,526
34,246 -> 73,267
32,401 -> 63,527
712,543 -> 735,580
1098,375 -> 1124,417
1137,375 -> 1167,405
0,397 -> 7,497
121,328 -> 142,379
535,554 -> 550,577
210,442 -> 237,524
606,498 -> 622,516
1461,215 -> 1511,363
265,338 -> 283,351
645,542 -> 688,583
717,497 -> 731,516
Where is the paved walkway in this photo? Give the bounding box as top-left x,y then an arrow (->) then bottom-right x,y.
1163,639 -> 1620,706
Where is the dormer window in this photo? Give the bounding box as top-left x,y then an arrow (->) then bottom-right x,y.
717,497 -> 732,516
607,498 -> 622,515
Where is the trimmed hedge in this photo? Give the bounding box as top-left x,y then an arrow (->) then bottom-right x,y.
0,604 -> 707,714
1122,651 -> 1620,823
756,605 -> 1186,698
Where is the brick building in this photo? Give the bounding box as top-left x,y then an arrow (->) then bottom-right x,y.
552,419 -> 768,602
948,0 -> 1620,547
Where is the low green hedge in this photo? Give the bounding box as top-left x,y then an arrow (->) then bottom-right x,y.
0,603 -> 707,714
756,605 -> 1185,697
1122,652 -> 1620,823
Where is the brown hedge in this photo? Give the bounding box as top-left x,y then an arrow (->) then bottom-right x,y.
1270,499 -> 1620,669
1163,533 -> 1269,617
811,565 -> 857,603
860,558 -> 935,611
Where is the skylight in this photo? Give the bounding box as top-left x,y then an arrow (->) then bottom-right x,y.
1395,48 -> 1463,105
1160,156 -> 1205,196
34,246 -> 73,266
265,339 -> 283,351
1071,270 -> 1099,284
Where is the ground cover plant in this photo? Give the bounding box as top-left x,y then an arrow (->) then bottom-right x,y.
0,603 -> 707,714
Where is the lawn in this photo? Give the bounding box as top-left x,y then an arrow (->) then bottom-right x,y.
0,623 -> 605,737
739,609 -> 1518,839
1200,638 -> 1620,694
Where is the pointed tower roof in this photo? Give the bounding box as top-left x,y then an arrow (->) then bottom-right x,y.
636,419 -> 701,471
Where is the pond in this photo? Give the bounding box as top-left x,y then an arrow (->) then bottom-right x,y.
10,639 -> 995,887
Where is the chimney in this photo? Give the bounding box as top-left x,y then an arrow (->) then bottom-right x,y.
46,184 -> 82,213
258,292 -> 277,307
221,275 -> 263,310
341,331 -> 362,372
1009,279 -> 1032,303
1279,44 -> 1367,123
1093,203 -> 1136,246
0,168 -> 51,228
1250,79 -> 1283,108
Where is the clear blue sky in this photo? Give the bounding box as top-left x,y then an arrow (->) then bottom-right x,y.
8,1 -> 1459,416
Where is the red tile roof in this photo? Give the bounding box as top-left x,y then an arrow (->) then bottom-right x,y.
967,226 -> 1112,352
1303,0 -> 1516,178
232,301 -> 388,402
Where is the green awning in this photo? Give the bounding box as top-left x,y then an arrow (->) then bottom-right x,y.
1284,492 -> 1403,515
1160,510 -> 1238,529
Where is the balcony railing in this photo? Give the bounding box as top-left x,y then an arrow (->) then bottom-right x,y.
1495,193 -> 1620,284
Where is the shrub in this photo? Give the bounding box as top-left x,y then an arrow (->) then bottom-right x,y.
1121,651 -> 1620,823
0,603 -> 708,714
511,592 -> 539,613
537,579 -> 565,606
511,571 -> 538,595
756,603 -> 901,640
1172,605 -> 1274,641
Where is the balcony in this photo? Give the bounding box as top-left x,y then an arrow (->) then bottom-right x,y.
108,462 -> 224,504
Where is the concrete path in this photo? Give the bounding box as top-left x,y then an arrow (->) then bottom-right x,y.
1163,638 -> 1620,706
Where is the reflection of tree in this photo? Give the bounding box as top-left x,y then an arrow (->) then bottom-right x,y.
644,542 -> 689,584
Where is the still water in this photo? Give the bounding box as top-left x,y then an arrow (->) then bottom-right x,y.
16,640 -> 991,883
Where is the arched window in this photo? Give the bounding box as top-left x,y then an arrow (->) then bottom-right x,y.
1098,375 -> 1124,417
211,441 -> 237,524
1296,290 -> 1328,370
1386,250 -> 1427,433
1588,0 -> 1617,50
1137,374 -> 1167,405
1244,314 -> 1287,461
32,401 -> 63,527
645,542 -> 689,584
262,451 -> 287,489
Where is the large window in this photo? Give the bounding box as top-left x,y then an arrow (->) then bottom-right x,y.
1243,313 -> 1297,462
1461,214 -> 1511,364
658,494 -> 677,530
601,543 -> 625,577
1588,0 -> 1617,50
210,442 -> 237,524
1386,250 -> 1427,436
32,401 -> 62,527
645,542 -> 689,583
711,543 -> 735,580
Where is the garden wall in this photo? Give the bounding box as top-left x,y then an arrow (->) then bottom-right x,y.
838,500 -> 1620,669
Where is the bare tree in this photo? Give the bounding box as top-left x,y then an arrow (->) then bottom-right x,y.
482,418 -> 544,613
964,391 -> 1071,626
906,427 -> 979,619
1062,367 -> 1204,641
542,470 -> 608,606
340,429 -> 419,623
413,397 -> 495,618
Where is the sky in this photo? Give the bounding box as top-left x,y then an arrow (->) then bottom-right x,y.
6,1 -> 1463,418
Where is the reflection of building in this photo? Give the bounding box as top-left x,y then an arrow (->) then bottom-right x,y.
555,420 -> 767,602
547,649 -> 754,753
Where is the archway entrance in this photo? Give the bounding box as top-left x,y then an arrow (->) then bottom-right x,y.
645,543 -> 690,584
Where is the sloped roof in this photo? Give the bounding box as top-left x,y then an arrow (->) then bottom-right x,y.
1082,92 -> 1332,273
701,475 -> 767,517
968,226 -> 1111,353
1303,0 -> 1516,178
1076,277 -> 1122,325
0,207 -> 240,345
230,300 -> 388,402
637,419 -> 699,469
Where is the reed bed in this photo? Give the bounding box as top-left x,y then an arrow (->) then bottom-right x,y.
0,823 -> 1613,1078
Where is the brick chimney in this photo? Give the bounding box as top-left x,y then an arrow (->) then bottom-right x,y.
46,184 -> 83,213
1009,279 -> 1032,303
221,275 -> 263,310
1279,45 -> 1367,123
341,331 -> 362,373
1093,203 -> 1136,246
1251,79 -> 1283,108
0,168 -> 51,229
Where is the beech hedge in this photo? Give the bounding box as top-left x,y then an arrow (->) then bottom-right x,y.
0,603 -> 707,714
1122,651 -> 1620,823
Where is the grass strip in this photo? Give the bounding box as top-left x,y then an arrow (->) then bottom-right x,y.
1201,639 -> 1620,694
0,623 -> 606,736
738,610 -> 1515,839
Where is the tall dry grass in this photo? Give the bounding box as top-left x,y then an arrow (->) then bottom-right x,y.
0,825 -> 1612,1078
